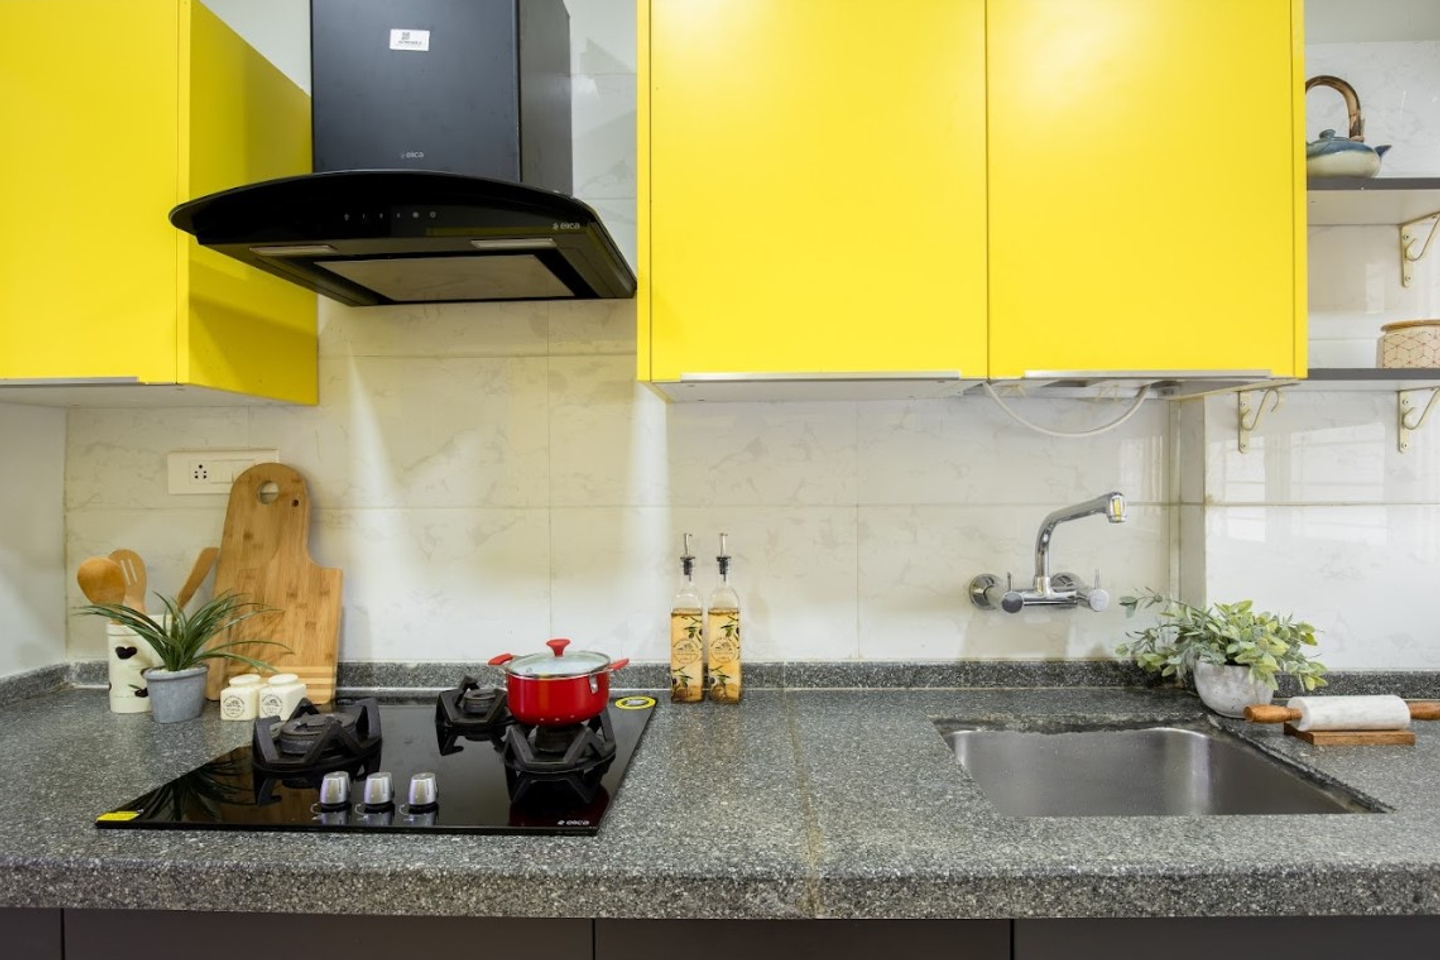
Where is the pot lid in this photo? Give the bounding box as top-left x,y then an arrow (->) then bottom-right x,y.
501,638 -> 611,678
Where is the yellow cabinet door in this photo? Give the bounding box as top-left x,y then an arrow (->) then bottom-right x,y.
987,0 -> 1306,380
0,1 -> 315,403
640,0 -> 988,384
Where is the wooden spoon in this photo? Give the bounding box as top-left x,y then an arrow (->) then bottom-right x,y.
109,549 -> 147,614
77,556 -> 127,606
175,546 -> 220,610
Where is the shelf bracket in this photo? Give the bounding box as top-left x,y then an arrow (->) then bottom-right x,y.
1400,210 -> 1440,288
1237,387 -> 1284,453
1398,388 -> 1440,453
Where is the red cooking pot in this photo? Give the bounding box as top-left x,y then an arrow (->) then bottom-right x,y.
488,638 -> 630,726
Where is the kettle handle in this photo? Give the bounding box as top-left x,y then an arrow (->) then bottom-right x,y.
1305,75 -> 1365,142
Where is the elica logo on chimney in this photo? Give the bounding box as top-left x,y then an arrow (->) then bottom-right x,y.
389,28 -> 431,52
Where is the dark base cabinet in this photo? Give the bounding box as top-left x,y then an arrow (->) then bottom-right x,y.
63,911 -> 589,960
0,908 -> 61,960
1015,917 -> 1440,958
598,920 -> 1010,960
41,911 -> 1440,958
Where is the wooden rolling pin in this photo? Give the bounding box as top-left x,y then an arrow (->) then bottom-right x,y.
1246,696 -> 1440,730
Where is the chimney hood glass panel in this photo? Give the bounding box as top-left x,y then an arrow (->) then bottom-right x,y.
318,254 -> 576,301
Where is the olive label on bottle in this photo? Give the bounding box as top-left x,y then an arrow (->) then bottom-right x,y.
670,609 -> 705,703
706,608 -> 741,703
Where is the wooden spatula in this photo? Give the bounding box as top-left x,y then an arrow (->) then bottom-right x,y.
77,556 -> 126,606
109,549 -> 147,614
175,546 -> 219,610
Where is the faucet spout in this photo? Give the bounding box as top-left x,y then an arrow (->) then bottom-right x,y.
1033,491 -> 1126,591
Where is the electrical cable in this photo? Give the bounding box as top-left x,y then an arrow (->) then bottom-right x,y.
980,381 -> 1152,438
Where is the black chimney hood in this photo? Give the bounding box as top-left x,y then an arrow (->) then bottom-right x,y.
170,170 -> 635,306
171,0 -> 635,306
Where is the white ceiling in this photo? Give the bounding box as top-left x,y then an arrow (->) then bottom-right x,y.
1307,0 -> 1440,42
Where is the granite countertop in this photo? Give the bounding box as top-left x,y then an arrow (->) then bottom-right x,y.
3,683 -> 1440,919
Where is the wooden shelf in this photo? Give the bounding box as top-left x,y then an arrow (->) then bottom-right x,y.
1307,177 -> 1440,226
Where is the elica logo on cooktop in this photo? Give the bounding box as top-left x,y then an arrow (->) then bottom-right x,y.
400,151 -> 426,160
552,222 -> 582,231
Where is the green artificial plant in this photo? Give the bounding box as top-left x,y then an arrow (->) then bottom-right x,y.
1116,589 -> 1327,691
75,592 -> 287,674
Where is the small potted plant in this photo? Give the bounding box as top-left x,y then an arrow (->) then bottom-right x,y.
1116,589 -> 1327,717
76,593 -> 285,723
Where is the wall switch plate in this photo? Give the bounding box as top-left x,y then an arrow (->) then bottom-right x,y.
166,449 -> 279,495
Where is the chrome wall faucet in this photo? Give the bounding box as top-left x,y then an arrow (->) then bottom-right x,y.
970,491 -> 1126,614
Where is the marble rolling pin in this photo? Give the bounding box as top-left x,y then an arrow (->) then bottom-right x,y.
1245,696 -> 1440,744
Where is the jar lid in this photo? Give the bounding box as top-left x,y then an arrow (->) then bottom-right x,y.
229,674 -> 264,687
267,673 -> 300,686
1381,319 -> 1440,332
503,638 -> 611,679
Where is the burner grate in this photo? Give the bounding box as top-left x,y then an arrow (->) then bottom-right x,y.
501,712 -> 618,804
252,698 -> 383,775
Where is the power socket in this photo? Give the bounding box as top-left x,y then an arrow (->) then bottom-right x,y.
167,449 -> 280,495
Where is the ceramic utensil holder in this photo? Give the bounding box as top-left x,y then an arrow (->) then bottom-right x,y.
106,621 -> 161,713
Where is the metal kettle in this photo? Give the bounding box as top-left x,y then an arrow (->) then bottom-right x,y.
1305,75 -> 1391,178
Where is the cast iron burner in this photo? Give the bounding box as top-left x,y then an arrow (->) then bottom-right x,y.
252,698 -> 383,775
435,676 -> 513,755
501,712 -> 618,805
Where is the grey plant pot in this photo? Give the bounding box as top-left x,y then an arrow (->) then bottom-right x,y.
144,666 -> 209,723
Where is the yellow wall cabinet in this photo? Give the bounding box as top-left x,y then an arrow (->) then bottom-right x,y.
987,0 -> 1305,380
638,0 -> 1305,392
638,0 -> 989,392
0,1 -> 317,404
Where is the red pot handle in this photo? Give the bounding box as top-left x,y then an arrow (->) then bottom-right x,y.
609,658 -> 630,672
546,638 -> 571,657
488,653 -> 514,666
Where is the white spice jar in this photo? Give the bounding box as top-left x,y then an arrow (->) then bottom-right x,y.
219,674 -> 265,721
259,673 -> 308,719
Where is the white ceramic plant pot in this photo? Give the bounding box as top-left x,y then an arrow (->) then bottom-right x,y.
1193,661 -> 1274,718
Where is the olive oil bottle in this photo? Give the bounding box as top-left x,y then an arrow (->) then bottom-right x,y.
669,533 -> 705,703
706,533 -> 741,703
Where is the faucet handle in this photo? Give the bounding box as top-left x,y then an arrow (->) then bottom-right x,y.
1083,570 -> 1110,611
1084,586 -> 1110,612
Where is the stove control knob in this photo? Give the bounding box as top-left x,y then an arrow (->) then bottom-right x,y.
318,771 -> 351,810
407,772 -> 438,811
361,772 -> 394,810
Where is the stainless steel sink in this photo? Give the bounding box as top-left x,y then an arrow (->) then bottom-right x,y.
939,723 -> 1376,816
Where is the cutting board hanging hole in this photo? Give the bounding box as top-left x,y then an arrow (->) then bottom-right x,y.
257,481 -> 279,504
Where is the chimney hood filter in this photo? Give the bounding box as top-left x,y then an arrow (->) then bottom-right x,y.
169,0 -> 635,305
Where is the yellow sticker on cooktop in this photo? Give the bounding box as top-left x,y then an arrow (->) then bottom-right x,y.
616,696 -> 657,710
96,811 -> 140,822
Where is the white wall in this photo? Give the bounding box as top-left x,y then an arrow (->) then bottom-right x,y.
0,403 -> 67,677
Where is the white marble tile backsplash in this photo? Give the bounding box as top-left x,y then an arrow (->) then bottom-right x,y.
0,403 -> 67,677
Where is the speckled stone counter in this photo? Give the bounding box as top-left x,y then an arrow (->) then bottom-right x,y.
3,684 -> 1440,919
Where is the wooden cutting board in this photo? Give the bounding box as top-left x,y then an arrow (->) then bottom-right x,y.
206,463 -> 342,704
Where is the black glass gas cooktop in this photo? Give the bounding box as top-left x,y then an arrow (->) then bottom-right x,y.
96,689 -> 656,836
